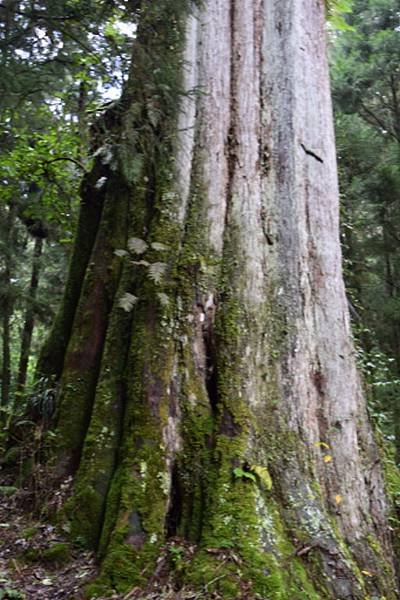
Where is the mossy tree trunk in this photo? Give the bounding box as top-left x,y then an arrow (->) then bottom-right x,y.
44,1 -> 398,597
16,235 -> 43,395
1,200 -> 18,408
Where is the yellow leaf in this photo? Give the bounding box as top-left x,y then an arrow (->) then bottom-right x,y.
314,441 -> 330,450
249,465 -> 273,490
361,570 -> 373,577
335,494 -> 342,504
323,455 -> 333,463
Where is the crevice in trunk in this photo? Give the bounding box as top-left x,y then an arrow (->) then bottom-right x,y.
165,460 -> 184,538
300,142 -> 324,163
95,377 -> 130,550
202,300 -> 218,414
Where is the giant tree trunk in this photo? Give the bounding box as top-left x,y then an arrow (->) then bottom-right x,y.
47,1 -> 398,597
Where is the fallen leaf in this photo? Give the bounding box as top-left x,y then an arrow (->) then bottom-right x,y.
361,570 -> 373,577
335,494 -> 342,504
323,455 -> 333,463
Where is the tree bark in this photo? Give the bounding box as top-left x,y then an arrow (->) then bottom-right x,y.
48,1 -> 398,598
1,200 -> 18,408
36,157 -> 111,380
16,236 -> 43,396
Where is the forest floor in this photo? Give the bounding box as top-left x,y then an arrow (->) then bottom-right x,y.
0,475 -> 224,600
0,477 -> 97,599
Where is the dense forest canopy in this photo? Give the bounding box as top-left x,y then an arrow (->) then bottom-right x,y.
0,1 -> 399,599
332,0 -> 400,456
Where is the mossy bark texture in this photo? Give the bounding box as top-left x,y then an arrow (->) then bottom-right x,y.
49,1 -> 398,598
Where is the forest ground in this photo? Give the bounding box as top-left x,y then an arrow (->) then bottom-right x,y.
0,474 -> 97,599
0,474 -> 229,600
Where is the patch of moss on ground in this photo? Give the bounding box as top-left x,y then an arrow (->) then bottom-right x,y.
42,542 -> 71,566
21,525 -> 39,540
20,547 -> 41,563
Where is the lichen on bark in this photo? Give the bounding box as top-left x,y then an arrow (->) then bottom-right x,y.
42,0 -> 399,598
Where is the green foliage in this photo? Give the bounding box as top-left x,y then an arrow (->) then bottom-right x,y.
327,0 -> 355,31
0,574 -> 25,599
41,542 -> 71,565
232,467 -> 256,482
232,465 -> 273,489
355,334 -> 400,437
0,0 -> 141,414
0,589 -> 25,600
332,0 -> 400,452
0,108 -> 81,229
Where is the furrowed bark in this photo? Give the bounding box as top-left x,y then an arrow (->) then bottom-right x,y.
36,158 -> 110,381
50,1 -> 398,598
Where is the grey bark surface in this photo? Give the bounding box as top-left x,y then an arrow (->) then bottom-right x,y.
52,1 -> 398,597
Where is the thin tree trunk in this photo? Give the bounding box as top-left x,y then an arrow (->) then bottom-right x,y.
48,1 -> 398,598
1,297 -> 12,407
16,236 -> 43,396
1,201 -> 18,407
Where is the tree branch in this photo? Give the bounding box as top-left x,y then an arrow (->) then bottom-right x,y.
45,157 -> 88,173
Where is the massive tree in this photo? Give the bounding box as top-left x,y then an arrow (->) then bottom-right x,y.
38,0 -> 398,597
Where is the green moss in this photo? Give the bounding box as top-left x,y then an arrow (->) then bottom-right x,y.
84,580 -> 110,599
21,525 -> 39,540
20,547 -> 40,563
182,492 -> 323,599
55,179 -> 130,474
0,485 -> 18,497
42,542 -> 71,565
383,447 -> 400,527
66,484 -> 104,548
2,446 -> 21,465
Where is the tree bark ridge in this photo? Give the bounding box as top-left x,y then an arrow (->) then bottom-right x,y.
50,1 -> 398,597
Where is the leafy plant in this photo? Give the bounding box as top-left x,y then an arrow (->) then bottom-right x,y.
128,237 -> 148,254
233,465 -> 273,490
326,0 -> 355,31
233,467 -> 256,482
148,262 -> 167,285
169,544 -> 186,571
118,292 -> 138,312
